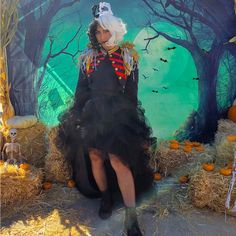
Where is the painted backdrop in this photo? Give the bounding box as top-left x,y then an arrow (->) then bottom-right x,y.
6,0 -> 236,142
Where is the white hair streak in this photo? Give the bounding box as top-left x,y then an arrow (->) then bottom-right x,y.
96,14 -> 127,46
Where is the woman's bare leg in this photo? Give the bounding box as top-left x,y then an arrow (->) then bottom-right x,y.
108,153 -> 135,207
109,153 -> 142,235
89,148 -> 113,219
88,148 -> 107,191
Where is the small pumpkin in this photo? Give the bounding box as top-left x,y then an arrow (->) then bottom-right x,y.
43,181 -> 53,190
67,179 -> 76,188
154,172 -> 162,181
192,141 -> 201,147
170,143 -> 179,150
226,135 -> 236,142
228,105 -> 236,123
170,140 -> 179,144
195,145 -> 204,152
179,175 -> 189,184
202,163 -> 215,171
219,168 -> 232,176
0,160 -> 5,165
184,140 -> 193,147
183,145 -> 192,153
20,163 -> 30,170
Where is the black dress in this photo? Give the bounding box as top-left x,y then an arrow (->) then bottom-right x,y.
57,47 -> 155,198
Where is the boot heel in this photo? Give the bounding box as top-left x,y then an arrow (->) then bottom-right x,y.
124,207 -> 143,236
98,189 -> 113,219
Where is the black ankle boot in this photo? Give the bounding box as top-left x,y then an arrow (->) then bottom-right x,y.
124,207 -> 143,236
98,189 -> 113,219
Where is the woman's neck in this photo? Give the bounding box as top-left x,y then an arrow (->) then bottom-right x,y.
101,45 -> 119,54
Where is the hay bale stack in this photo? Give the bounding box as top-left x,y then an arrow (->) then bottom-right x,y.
215,119 -> 236,165
0,163 -> 43,206
153,141 -> 210,176
4,122 -> 47,168
189,168 -> 236,214
173,144 -> 216,177
44,126 -> 72,183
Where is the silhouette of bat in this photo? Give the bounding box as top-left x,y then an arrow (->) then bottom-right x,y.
160,58 -> 168,63
152,90 -> 158,93
162,86 -> 168,89
167,46 -> 176,50
142,74 -> 149,79
192,77 -> 199,80
153,68 -> 159,71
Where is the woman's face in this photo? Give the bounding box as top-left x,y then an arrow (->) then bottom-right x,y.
95,25 -> 112,50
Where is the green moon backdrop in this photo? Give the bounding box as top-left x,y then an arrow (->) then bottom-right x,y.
38,3 -> 197,140
6,0 -> 236,142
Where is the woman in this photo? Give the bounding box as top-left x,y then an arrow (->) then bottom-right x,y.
57,2 -> 155,236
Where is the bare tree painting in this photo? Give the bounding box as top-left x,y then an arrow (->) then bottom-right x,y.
142,0 -> 236,142
6,0 -> 80,116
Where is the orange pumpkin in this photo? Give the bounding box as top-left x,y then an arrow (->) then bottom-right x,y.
170,143 -> 179,150
183,145 -> 192,153
0,160 -> 4,165
67,179 -> 76,188
154,172 -> 162,181
170,140 -> 179,144
226,135 -> 236,142
179,175 -> 189,184
195,145 -> 204,152
202,163 -> 215,171
20,163 -> 30,170
219,168 -> 232,176
192,141 -> 201,147
184,140 -> 193,147
43,182 -> 52,190
228,105 -> 236,123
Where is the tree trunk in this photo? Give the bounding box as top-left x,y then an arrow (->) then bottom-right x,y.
6,31 -> 37,115
192,45 -> 223,142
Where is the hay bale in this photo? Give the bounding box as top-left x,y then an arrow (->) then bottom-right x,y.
215,119 -> 236,165
172,145 -> 216,178
189,168 -> 236,214
0,163 -> 43,206
44,126 -> 72,183
216,119 -> 236,135
153,141 -> 212,176
15,122 -> 47,168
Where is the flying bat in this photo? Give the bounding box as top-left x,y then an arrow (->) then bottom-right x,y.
152,90 -> 159,93
167,46 -> 176,50
192,77 -> 199,80
160,58 -> 168,63
142,74 -> 149,79
153,68 -> 159,71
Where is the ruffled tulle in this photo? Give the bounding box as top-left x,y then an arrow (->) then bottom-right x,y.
56,91 -> 155,196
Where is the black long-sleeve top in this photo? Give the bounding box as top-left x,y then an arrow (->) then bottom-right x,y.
74,47 -> 139,110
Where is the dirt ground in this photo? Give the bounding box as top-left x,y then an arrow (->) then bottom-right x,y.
1,177 -> 236,236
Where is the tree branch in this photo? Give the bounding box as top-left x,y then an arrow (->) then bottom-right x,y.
148,24 -> 194,52
168,0 -> 220,36
50,25 -> 82,59
36,25 -> 82,91
142,0 -> 188,30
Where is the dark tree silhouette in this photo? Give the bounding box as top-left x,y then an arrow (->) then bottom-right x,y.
142,0 -> 236,142
7,0 -> 80,115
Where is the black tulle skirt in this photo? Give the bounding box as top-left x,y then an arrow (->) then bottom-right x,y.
56,91 -> 155,197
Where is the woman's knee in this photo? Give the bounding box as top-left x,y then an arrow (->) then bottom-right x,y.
89,148 -> 103,164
